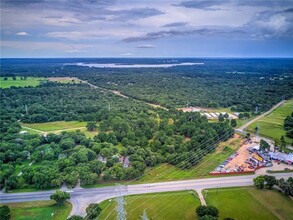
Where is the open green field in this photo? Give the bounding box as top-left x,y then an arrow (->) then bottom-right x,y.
99,191 -> 200,220
47,77 -> 82,84
205,187 -> 293,220
21,121 -> 87,132
20,121 -> 100,138
248,99 -> 293,143
0,77 -> 45,88
5,200 -> 72,220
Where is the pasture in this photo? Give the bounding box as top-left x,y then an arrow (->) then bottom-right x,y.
205,187 -> 293,220
247,99 -> 293,143
99,191 -> 200,220
0,77 -> 45,88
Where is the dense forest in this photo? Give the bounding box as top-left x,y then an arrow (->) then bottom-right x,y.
2,58 -> 293,112
0,82 -> 233,191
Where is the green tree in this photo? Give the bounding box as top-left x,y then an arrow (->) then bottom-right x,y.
280,136 -> 286,152
50,190 -> 70,205
86,121 -> 97,131
199,215 -> 218,220
260,139 -> 270,151
67,215 -> 83,220
253,175 -> 265,189
264,175 -> 276,189
196,205 -> 219,218
86,203 -> 101,219
0,205 -> 10,220
230,119 -> 237,127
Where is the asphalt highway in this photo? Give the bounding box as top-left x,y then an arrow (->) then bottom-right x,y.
1,172 -> 292,216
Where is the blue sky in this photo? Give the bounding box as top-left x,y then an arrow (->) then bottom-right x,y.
1,0 -> 293,58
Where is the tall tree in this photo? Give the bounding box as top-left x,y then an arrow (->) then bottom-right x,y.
50,190 -> 70,205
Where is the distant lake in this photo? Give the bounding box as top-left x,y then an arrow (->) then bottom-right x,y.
68,62 -> 204,68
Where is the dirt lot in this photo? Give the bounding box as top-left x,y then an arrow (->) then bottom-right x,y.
222,140 -> 255,172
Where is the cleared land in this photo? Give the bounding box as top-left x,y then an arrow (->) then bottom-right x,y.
6,200 -> 72,220
99,191 -> 200,220
21,121 -> 87,132
205,187 -> 293,220
0,77 -> 45,88
47,77 -> 82,84
135,135 -> 244,183
247,99 -> 293,143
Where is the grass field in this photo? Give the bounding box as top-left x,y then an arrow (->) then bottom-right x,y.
20,121 -> 100,138
6,200 -> 72,220
248,99 -> 293,143
21,121 -> 87,132
99,191 -> 200,220
47,77 -> 82,84
0,77 -> 45,88
205,187 -> 293,220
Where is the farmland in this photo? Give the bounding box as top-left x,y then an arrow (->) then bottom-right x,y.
247,99 -> 293,143
205,187 -> 293,220
0,77 -> 45,88
99,191 -> 201,220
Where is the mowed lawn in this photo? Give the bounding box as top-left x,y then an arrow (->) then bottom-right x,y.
138,135 -> 244,183
205,187 -> 293,220
99,191 -> 200,220
7,200 -> 72,220
21,121 -> 87,132
248,99 -> 293,143
0,76 -> 45,88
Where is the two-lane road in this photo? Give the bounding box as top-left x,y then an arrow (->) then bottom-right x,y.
1,172 -> 292,216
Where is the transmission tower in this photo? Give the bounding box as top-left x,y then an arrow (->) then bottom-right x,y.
141,209 -> 149,220
116,184 -> 127,220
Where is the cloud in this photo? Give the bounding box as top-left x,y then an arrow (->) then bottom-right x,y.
16,32 -> 29,36
245,8 -> 293,39
123,28 -> 246,42
161,22 -> 188,27
120,52 -> 133,56
136,44 -> 156,48
175,0 -> 228,11
1,40 -> 92,52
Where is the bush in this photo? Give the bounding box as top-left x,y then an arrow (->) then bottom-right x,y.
0,205 -> 10,220
196,205 -> 219,218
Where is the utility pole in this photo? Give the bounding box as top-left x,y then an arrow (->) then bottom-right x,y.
116,184 -> 127,220
25,104 -> 28,115
254,106 -> 259,114
141,209 -> 149,220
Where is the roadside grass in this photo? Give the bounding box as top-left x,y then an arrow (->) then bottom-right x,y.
21,121 -> 87,132
6,200 -> 72,220
99,191 -> 200,220
247,99 -> 293,143
205,187 -> 293,220
47,77 -> 82,84
0,77 -> 45,88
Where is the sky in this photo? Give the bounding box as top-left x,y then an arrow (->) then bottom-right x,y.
1,0 -> 293,58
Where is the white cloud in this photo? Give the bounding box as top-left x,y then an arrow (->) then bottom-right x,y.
137,44 -> 156,48
16,32 -> 29,36
1,40 -> 92,52
120,52 -> 133,56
